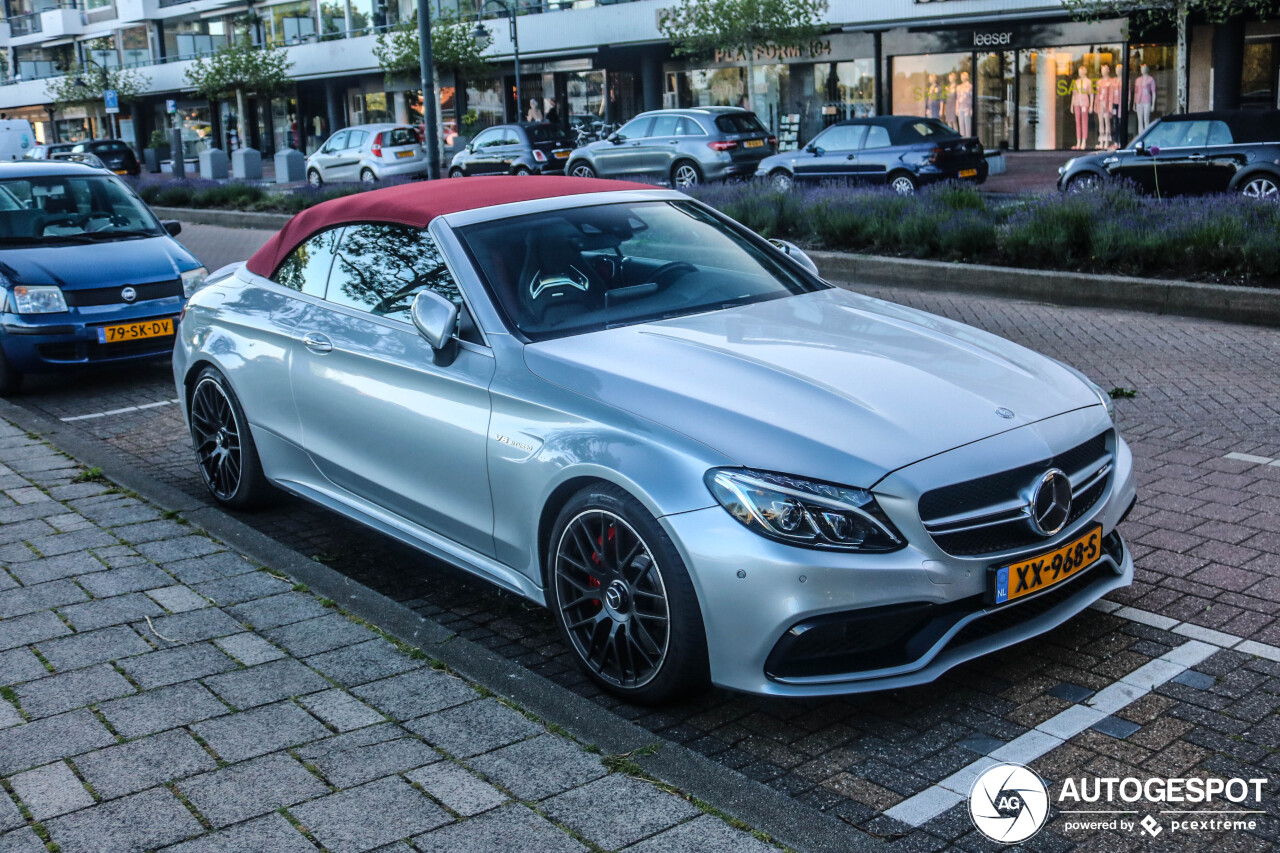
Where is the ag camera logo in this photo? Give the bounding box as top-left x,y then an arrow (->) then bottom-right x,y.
969,762 -> 1050,843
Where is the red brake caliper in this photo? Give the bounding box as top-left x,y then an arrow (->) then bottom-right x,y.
587,525 -> 617,609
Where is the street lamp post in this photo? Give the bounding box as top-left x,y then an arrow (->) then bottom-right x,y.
417,0 -> 441,179
472,0 -> 520,124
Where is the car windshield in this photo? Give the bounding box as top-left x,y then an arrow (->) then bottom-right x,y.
458,201 -> 823,341
0,175 -> 162,246
714,113 -> 767,134
897,120 -> 960,142
526,125 -> 571,143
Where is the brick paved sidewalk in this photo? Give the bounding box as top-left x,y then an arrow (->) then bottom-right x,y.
0,419 -> 780,853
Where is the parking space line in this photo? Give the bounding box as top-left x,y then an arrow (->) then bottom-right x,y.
60,399 -> 180,422
1224,452 -> 1279,465
885,640 -> 1218,828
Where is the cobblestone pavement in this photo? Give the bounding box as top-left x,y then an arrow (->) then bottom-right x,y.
7,223 -> 1280,850
0,418 -> 780,853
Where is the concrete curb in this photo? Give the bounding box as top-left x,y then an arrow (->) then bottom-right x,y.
152,206 -> 292,230
0,396 -> 884,853
813,251 -> 1280,328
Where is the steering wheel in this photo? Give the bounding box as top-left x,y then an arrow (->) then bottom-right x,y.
646,261 -> 697,291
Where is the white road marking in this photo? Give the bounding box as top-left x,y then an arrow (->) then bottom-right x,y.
885,640 -> 1218,827
60,399 -> 180,423
1224,451 -> 1280,466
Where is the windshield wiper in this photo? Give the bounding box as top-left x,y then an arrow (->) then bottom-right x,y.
75,229 -> 160,240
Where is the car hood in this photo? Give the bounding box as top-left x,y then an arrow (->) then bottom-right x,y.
524,288 -> 1100,487
0,236 -> 198,290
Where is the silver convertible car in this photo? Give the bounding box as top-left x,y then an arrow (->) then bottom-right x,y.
174,177 -> 1136,703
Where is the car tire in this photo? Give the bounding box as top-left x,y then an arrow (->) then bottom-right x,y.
512,166 -> 532,176
889,172 -> 918,196
1066,172 -> 1102,193
0,348 -> 23,397
569,161 -> 597,179
307,169 -> 323,187
449,167 -> 465,179
769,169 -> 794,192
1239,175 -> 1280,201
360,168 -> 377,183
188,366 -> 273,510
671,160 -> 702,189
548,483 -> 710,705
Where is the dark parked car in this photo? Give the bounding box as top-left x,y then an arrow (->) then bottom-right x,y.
70,139 -> 141,177
449,123 -> 575,177
756,116 -> 988,195
1058,110 -> 1280,199
566,108 -> 776,187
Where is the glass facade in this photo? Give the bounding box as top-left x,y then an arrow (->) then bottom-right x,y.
84,35 -> 121,70
164,15 -> 230,61
891,52 -> 972,130
1014,45 -> 1122,150
121,26 -> 150,68
266,1 -> 316,45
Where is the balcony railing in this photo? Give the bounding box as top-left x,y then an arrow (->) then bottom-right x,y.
8,12 -> 43,35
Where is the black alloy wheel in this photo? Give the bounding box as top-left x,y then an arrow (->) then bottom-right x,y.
555,510 -> 670,689
189,367 -> 271,509
549,484 -> 709,703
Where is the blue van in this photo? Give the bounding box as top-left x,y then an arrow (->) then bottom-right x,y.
0,161 -> 205,394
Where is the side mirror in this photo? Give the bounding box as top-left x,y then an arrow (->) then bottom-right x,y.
609,134 -> 623,145
1134,141 -> 1148,155
812,146 -> 825,157
162,220 -> 182,237
411,290 -> 459,366
805,143 -> 816,154
768,239 -> 820,276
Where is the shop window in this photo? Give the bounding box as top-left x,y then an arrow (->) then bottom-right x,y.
891,53 -> 972,131
1017,45 -> 1123,151
1241,40 -> 1277,109
1129,44 -> 1177,139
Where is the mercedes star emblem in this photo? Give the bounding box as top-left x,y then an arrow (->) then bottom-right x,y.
995,407 -> 1015,419
1028,468 -> 1072,537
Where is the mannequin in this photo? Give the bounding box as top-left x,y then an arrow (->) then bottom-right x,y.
1134,64 -> 1156,132
1111,65 -> 1124,145
1071,65 -> 1092,150
526,98 -> 543,122
945,72 -> 959,130
925,73 -> 942,119
1095,65 -> 1115,148
956,71 -> 973,137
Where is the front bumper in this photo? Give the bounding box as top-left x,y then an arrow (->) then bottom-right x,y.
1,298 -> 183,372
663,411 -> 1136,696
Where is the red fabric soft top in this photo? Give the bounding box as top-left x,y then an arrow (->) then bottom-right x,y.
245,176 -> 656,278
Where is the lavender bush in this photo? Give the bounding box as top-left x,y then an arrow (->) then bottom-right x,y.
689,180 -> 1280,287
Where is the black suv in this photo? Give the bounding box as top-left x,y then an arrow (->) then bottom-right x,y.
1058,110 -> 1280,199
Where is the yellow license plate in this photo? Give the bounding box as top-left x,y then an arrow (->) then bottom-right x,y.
554,150 -> 569,159
396,150 -> 414,159
992,525 -> 1102,604
745,139 -> 765,148
113,169 -> 129,175
959,168 -> 978,178
96,318 -> 174,344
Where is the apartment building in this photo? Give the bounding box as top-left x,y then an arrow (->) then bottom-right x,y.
1,0 -> 1277,160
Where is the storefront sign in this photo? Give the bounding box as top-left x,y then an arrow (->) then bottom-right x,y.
973,31 -> 1013,47
712,40 -> 832,64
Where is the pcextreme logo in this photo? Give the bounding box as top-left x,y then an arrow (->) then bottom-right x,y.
968,763 -> 1050,843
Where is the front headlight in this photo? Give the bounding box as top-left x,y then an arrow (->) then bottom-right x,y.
181,267 -> 209,297
705,468 -> 906,552
12,285 -> 68,315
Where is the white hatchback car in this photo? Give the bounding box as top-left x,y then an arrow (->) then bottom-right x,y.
306,124 -> 427,185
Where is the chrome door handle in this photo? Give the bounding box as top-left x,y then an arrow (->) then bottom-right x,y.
301,332 -> 333,353
1187,153 -> 1206,160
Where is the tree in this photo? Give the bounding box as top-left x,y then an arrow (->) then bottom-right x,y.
1064,0 -> 1279,114
185,36 -> 293,149
46,64 -> 150,139
372,9 -> 492,87
658,0 -> 828,109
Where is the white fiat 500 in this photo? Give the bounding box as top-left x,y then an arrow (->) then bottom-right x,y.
174,177 -> 1136,704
